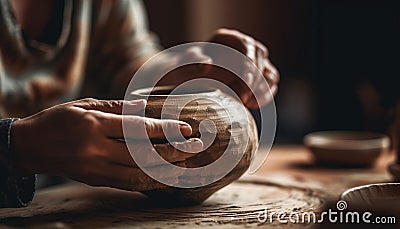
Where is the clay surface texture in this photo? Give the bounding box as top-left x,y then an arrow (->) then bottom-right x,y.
129,87 -> 258,205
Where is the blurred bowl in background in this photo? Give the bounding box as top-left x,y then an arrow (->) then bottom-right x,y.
304,131 -> 390,167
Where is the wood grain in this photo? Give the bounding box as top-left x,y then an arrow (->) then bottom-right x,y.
0,180 -> 325,229
0,146 -> 396,228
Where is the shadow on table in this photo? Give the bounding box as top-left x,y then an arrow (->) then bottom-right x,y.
0,184 -> 224,228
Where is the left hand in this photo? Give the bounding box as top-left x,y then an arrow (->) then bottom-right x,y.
156,28 -> 279,109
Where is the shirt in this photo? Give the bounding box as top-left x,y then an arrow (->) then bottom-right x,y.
0,0 -> 160,118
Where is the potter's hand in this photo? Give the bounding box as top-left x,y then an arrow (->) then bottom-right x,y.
10,98 -> 202,191
159,29 -> 279,108
206,29 -> 279,108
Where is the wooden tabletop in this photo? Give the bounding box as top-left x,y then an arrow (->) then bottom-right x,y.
0,145 -> 396,228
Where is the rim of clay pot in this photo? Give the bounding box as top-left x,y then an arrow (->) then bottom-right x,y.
130,86 -> 221,98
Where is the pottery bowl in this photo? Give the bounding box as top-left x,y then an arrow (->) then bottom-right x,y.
341,183 -> 400,215
388,163 -> 400,181
129,86 -> 258,205
304,131 -> 390,166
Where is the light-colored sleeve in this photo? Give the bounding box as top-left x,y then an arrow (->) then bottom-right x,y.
82,0 -> 161,99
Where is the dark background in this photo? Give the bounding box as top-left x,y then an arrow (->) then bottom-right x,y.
144,0 -> 399,143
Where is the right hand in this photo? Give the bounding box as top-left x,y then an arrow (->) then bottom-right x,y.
10,98 -> 203,191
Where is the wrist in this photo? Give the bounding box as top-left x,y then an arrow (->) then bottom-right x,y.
0,118 -> 36,207
10,119 -> 35,175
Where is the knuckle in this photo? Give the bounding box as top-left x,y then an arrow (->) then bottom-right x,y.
144,119 -> 156,135
105,100 -> 123,110
80,98 -> 98,105
163,121 -> 178,134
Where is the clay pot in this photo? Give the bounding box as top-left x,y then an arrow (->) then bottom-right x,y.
129,86 -> 258,205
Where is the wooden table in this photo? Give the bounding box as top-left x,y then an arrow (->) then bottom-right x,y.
0,145 -> 396,228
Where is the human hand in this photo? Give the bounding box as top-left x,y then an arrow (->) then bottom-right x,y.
157,29 -> 279,109
10,98 -> 203,191
205,28 -> 279,108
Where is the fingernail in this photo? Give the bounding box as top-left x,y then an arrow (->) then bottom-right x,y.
129,99 -> 146,106
188,138 -> 203,152
179,123 -> 192,136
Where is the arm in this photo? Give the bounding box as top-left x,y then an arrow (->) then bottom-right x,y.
82,0 -> 161,99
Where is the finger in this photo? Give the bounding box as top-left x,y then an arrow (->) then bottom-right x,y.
106,138 -> 203,167
154,138 -> 203,162
263,59 -> 280,85
208,29 -> 247,54
242,60 -> 257,89
101,114 -> 193,139
74,98 -> 146,115
242,72 -> 255,94
213,66 -> 253,104
236,61 -> 260,104
141,117 -> 192,139
224,79 -> 252,105
178,46 -> 213,76
256,41 -> 269,58
125,99 -> 148,114
160,51 -> 213,87
183,46 -> 213,64
246,84 -> 278,108
244,35 -> 257,62
245,82 -> 271,108
247,59 -> 273,96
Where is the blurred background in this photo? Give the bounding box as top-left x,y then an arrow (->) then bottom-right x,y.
144,0 -> 399,144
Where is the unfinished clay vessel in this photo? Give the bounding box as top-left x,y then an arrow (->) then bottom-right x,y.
129,86 -> 258,205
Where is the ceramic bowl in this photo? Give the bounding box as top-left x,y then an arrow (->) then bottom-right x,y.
129,86 -> 258,205
304,131 -> 390,166
341,183 -> 400,215
388,163 -> 400,181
